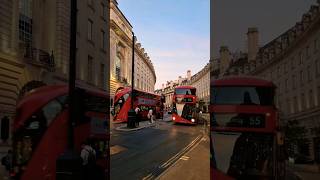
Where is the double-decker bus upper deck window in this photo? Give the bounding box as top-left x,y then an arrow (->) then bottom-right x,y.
114,93 -> 128,115
14,98 -> 65,168
175,88 -> 196,95
211,86 -> 274,105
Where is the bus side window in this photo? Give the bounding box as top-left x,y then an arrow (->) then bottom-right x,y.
42,99 -> 64,126
123,93 -> 129,101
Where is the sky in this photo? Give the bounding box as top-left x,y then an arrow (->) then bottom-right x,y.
212,0 -> 317,57
118,0 -> 210,90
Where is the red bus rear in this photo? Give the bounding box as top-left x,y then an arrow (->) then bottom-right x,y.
113,87 -> 163,122
11,85 -> 109,180
210,76 -> 286,180
172,86 -> 197,124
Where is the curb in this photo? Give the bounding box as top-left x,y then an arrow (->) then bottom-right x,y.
115,123 -> 156,131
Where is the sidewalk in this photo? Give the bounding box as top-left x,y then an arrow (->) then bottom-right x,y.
156,134 -> 210,180
288,163 -> 320,180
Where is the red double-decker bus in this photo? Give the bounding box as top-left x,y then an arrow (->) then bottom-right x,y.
210,76 -> 286,180
172,86 -> 197,124
112,87 -> 163,123
11,84 -> 109,180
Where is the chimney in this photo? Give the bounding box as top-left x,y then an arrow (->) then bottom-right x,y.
219,46 -> 231,73
178,76 -> 182,84
187,70 -> 191,81
162,83 -> 164,89
247,27 -> 259,62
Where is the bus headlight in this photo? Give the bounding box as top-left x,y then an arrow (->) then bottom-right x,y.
191,119 -> 195,123
173,117 -> 176,120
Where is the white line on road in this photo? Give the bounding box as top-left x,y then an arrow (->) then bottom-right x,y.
142,134 -> 203,180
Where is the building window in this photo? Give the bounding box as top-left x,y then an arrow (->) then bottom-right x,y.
301,93 -> 305,111
299,52 -> 303,64
284,63 -> 287,73
19,0 -> 33,43
101,3 -> 107,20
293,96 -> 298,113
307,66 -> 312,81
306,46 -> 310,58
292,75 -> 296,89
87,19 -> 93,41
100,63 -> 105,88
291,57 -> 295,69
316,60 -> 320,76
287,99 -> 291,114
115,55 -> 121,81
101,30 -> 106,50
87,56 -> 93,82
285,79 -> 288,91
88,0 -> 94,8
309,90 -> 314,108
300,70 -> 304,85
318,86 -> 320,106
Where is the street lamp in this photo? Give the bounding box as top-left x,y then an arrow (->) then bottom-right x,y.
56,0 -> 82,179
127,32 -> 137,128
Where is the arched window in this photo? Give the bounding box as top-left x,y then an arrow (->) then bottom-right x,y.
115,43 -> 125,81
19,0 -> 33,43
115,53 -> 121,81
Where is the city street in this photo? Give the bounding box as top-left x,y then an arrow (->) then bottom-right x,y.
110,113 -> 209,180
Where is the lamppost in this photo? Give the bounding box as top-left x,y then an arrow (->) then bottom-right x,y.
127,32 -> 137,128
56,0 -> 82,179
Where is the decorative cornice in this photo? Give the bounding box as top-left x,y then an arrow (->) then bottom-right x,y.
134,43 -> 156,83
221,3 -> 320,76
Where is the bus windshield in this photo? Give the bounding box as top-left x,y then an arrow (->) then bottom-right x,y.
175,88 -> 196,95
211,86 -> 274,105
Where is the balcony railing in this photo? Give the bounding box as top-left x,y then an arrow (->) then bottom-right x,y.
24,43 -> 55,72
116,76 -> 128,85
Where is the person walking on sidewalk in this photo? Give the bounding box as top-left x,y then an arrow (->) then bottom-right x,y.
148,108 -> 154,124
81,140 -> 96,180
1,149 -> 12,173
135,106 -> 141,127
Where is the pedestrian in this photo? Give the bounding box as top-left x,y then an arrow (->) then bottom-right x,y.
148,108 -> 154,124
135,106 -> 140,118
1,149 -> 12,172
80,140 -> 96,179
135,106 -> 141,127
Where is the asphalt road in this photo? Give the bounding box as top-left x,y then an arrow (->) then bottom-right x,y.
110,114 -> 206,180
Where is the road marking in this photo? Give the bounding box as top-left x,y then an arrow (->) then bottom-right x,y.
142,134 -> 203,180
110,145 -> 127,155
179,156 -> 190,161
160,135 -> 202,168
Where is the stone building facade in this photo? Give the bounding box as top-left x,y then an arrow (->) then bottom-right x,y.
212,2 -> 320,161
110,0 -> 156,104
0,0 -> 109,146
155,62 -> 210,112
